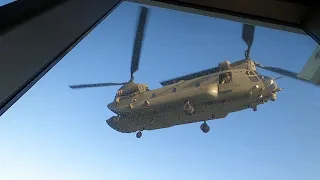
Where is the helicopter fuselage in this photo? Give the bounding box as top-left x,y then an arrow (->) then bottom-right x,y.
67,7 -> 293,138
106,68 -> 280,133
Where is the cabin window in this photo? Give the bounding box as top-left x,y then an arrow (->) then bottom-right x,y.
219,72 -> 232,84
245,71 -> 249,75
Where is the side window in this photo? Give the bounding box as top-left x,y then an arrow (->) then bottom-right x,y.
248,76 -> 259,82
219,72 -> 232,84
248,71 -> 260,82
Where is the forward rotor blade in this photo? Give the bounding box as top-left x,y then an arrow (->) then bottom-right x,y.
131,7 -> 149,78
160,67 -> 221,86
254,62 -> 320,87
69,82 -> 126,89
242,24 -> 255,51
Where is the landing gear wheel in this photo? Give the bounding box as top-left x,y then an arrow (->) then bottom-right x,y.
136,131 -> 142,138
183,100 -> 194,115
200,122 -> 210,133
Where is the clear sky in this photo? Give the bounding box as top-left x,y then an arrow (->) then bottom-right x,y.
1,1 -> 320,180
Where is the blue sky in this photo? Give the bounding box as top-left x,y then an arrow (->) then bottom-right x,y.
1,1 -> 320,180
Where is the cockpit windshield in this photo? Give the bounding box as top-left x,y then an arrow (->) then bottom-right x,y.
258,75 -> 277,90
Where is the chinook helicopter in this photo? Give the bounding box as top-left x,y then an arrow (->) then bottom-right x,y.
69,6 -> 318,138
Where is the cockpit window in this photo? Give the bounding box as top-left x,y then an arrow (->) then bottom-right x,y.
257,75 -> 264,79
259,76 -> 277,90
248,76 -> 259,82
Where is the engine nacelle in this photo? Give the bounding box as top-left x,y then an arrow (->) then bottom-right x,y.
117,83 -> 149,96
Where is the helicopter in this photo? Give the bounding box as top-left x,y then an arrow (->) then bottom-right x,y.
69,6 -> 319,138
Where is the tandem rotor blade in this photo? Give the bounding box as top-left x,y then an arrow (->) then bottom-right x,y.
242,24 -> 255,56
69,82 -> 126,89
130,7 -> 149,79
160,67 -> 221,86
254,62 -> 320,87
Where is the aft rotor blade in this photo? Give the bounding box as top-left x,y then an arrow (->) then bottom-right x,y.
160,67 -> 221,86
254,62 -> 320,87
242,24 -> 255,51
131,7 -> 149,77
69,82 -> 126,89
